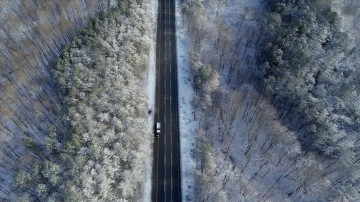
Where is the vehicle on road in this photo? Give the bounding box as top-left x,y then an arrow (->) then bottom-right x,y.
155,122 -> 161,138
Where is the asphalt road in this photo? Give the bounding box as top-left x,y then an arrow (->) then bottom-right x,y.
151,0 -> 181,201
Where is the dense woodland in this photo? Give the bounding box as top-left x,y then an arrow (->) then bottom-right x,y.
11,0 -> 152,200
259,0 -> 360,158
0,0 -> 119,199
258,1 -> 360,198
181,0 -> 360,201
2,0 -> 359,200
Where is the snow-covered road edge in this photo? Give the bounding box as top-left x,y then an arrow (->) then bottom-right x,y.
176,1 -> 197,201
143,0 -> 158,201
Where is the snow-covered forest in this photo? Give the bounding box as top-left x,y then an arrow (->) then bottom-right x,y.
0,0 -> 119,199
180,0 -> 360,201
2,0 -> 360,200
259,0 -> 360,158
10,0 -> 153,200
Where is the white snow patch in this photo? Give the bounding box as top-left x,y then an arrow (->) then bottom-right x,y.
142,0 -> 158,201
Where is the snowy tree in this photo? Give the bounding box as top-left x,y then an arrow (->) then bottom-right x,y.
182,0 -> 360,200
12,0 -> 153,201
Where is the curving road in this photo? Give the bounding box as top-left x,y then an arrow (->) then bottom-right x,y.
152,0 -> 181,201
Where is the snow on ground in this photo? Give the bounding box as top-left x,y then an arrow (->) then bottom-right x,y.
169,0 -> 357,201
147,0 -> 158,122
174,0 -> 264,200
143,0 -> 158,201
191,0 -> 335,201
176,1 -> 198,201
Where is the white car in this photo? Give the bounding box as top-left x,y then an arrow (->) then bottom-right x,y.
155,122 -> 161,138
